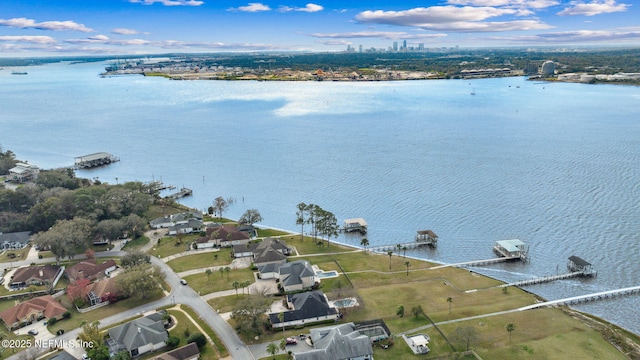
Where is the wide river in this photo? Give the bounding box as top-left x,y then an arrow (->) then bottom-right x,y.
1,61 -> 639,334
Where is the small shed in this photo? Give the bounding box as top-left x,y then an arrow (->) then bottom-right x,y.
407,334 -> 430,354
344,218 -> 367,234
567,256 -> 595,276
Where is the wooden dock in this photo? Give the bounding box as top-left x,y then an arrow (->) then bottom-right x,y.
74,152 -> 119,169
519,285 -> 640,311
499,271 -> 587,288
369,241 -> 431,253
430,256 -> 521,270
166,187 -> 192,199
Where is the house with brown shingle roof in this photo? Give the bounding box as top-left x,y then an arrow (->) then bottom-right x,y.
0,295 -> 66,330
65,259 -> 117,283
87,277 -> 122,305
10,265 -> 64,289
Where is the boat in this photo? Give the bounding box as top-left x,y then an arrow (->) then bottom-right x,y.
11,71 -> 28,75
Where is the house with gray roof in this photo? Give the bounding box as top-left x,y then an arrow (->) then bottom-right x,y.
150,211 -> 203,230
292,322 -> 373,360
278,260 -> 316,292
0,231 -> 30,250
150,342 -> 200,360
269,290 -> 339,329
107,312 -> 168,357
253,247 -> 287,268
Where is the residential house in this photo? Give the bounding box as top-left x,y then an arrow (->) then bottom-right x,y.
87,277 -> 122,306
65,259 -> 117,283
0,295 -> 66,330
10,264 -> 64,289
8,162 -> 39,183
49,350 -> 77,360
269,290 -> 339,329
231,244 -> 253,258
150,211 -> 203,230
0,231 -> 30,250
278,260 -> 316,292
253,247 -> 287,269
292,322 -> 373,360
250,238 -> 291,256
194,225 -> 250,249
167,219 -> 203,236
107,312 -> 168,357
93,234 -> 110,246
149,342 -> 200,360
256,263 -> 281,280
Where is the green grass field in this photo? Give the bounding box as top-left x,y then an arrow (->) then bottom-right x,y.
166,249 -> 233,273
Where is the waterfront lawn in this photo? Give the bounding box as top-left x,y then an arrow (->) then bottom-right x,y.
166,249 -> 232,273
256,228 -> 290,238
437,308 -> 628,360
184,268 -> 254,295
279,235 -> 357,256
149,235 -> 199,259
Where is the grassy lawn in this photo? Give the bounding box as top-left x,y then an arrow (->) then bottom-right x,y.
279,235 -> 357,256
256,228 -> 291,237
122,236 -> 150,251
180,305 -> 229,358
184,268 -> 255,295
166,249 -> 233,273
149,235 -> 199,259
0,247 -> 31,263
165,309 -> 219,360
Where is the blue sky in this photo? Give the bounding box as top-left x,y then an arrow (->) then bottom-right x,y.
1,0 -> 638,56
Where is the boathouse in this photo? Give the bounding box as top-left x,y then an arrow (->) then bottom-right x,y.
415,230 -> 438,246
493,239 -> 529,260
344,218 -> 367,234
567,256 -> 596,276
74,152 -> 118,169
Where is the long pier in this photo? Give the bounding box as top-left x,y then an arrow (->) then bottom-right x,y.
430,256 -> 521,270
369,241 -> 431,253
166,187 -> 192,199
519,285 -> 640,311
499,271 -> 586,288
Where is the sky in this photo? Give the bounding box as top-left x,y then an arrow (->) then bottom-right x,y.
0,0 -> 639,56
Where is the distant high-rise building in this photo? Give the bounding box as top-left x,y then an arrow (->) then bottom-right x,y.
403,40 -> 407,49
418,43 -> 424,51
393,42 -> 398,51
359,45 -> 363,53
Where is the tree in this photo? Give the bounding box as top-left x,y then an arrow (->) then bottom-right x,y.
117,263 -> 165,299
447,297 -> 453,316
205,269 -> 212,281
219,267 -> 224,278
402,246 -> 408,258
224,266 -> 231,281
213,196 -> 229,219
295,202 -> 308,242
411,305 -> 424,318
278,312 -> 285,335
316,208 -> 339,247
396,305 -> 405,318
506,322 -> 516,342
360,238 -> 369,252
232,281 -> 240,296
120,251 -> 150,268
86,345 -> 110,360
187,333 -> 207,348
279,338 -> 287,353
78,321 -> 103,347
266,343 -> 279,359
239,209 -> 263,226
405,261 -> 411,276
231,296 -> 270,337
455,326 -> 477,351
111,350 -> 131,360
67,278 -> 92,304
387,250 -> 393,270
166,336 -> 180,349
34,217 -> 93,262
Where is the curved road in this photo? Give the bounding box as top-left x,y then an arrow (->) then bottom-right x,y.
5,250 -> 253,360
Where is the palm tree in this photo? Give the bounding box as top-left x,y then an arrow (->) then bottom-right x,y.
205,269 -> 212,281
402,246 -> 408,258
224,266 -> 231,280
447,297 -> 453,316
360,238 -> 369,252
506,322 -> 516,342
387,250 -> 393,270
278,312 -> 285,335
405,261 -> 411,276
232,281 -> 240,296
279,338 -> 287,353
296,202 -> 308,242
266,342 -> 279,359
219,267 -> 224,278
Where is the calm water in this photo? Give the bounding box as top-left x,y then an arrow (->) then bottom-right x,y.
2,62 -> 639,334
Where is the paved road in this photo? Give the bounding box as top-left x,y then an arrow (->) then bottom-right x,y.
5,249 -> 254,360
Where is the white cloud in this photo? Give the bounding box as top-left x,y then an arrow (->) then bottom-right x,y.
311,31 -> 447,40
355,6 -> 552,32
0,18 -> 93,32
557,0 -> 630,16
316,39 -> 352,46
447,0 -> 559,9
232,3 -> 271,12
280,3 -> 324,12
129,0 -> 204,6
0,35 -> 57,44
112,28 -> 144,35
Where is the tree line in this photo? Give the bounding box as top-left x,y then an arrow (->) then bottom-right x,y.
295,202 -> 339,246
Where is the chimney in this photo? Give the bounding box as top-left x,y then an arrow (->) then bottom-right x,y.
39,269 -> 44,277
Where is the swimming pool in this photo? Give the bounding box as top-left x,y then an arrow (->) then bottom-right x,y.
315,270 -> 338,279
332,298 -> 358,308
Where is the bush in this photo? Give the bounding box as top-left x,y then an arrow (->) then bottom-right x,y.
62,311 -> 71,319
166,336 -> 180,349
187,333 -> 207,348
47,317 -> 57,326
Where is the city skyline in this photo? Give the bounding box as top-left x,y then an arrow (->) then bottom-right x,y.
1,0 -> 639,57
